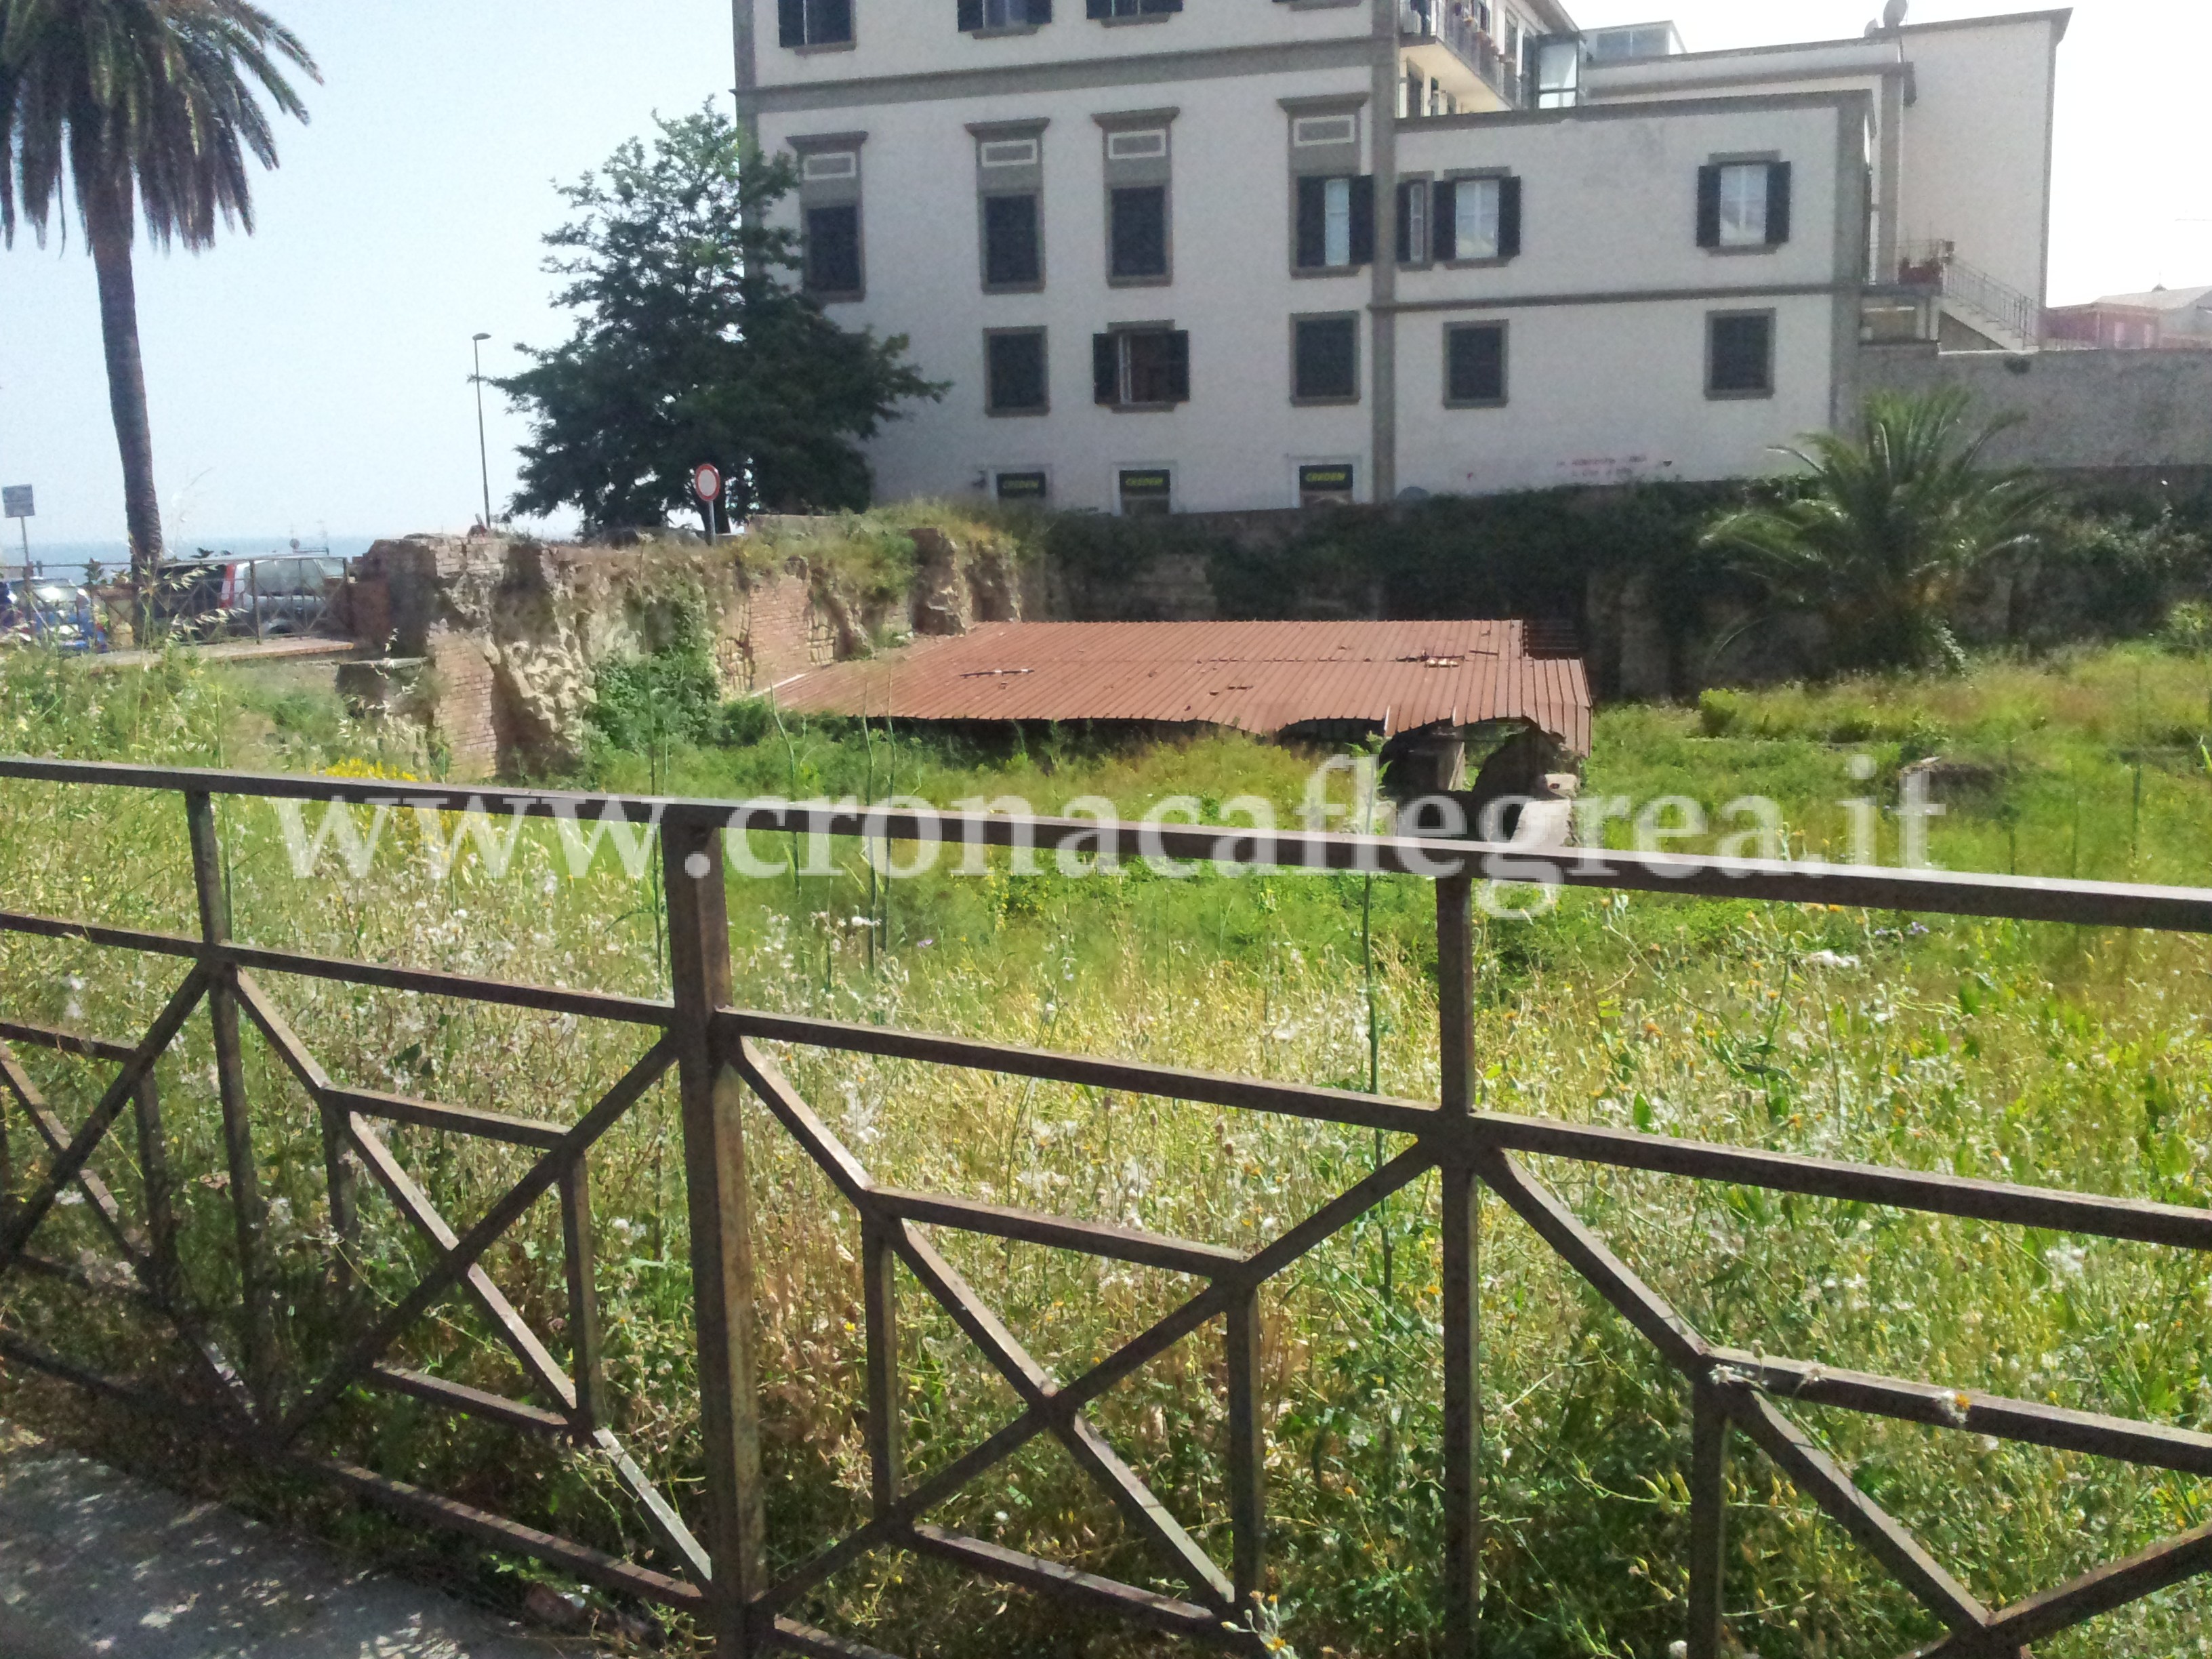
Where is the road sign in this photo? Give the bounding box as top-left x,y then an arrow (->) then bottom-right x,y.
1,487 -> 30,520
691,464 -> 722,506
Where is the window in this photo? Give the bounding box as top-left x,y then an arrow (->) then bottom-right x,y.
1089,0 -> 1180,16
1432,176 -> 1521,263
1292,114 -> 1357,148
996,470 -> 1050,504
1445,322 -> 1508,407
1293,315 -> 1359,403
778,0 -> 853,47
1298,464 -> 1355,509
1707,312 -> 1774,398
1106,129 -> 1167,162
979,138 -> 1039,168
986,329 -> 1049,415
1698,162 -> 1793,250
983,194 -> 1042,288
1295,176 -> 1375,270
1093,328 -> 1189,408
1118,468 -> 1173,516
804,203 -> 862,297
960,0 -> 1051,27
1110,185 -> 1169,281
1396,180 -> 1430,265
1531,37 -> 1581,108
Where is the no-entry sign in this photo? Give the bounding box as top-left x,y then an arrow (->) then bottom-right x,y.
691,464 -> 722,506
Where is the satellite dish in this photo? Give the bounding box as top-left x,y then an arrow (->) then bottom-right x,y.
1882,0 -> 1909,28
1864,19 -> 1881,35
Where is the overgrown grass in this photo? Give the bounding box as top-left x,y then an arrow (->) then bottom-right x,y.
3,646 -> 2212,1656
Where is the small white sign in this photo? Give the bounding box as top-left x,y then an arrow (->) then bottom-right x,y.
1,487 -> 30,520
691,464 -> 722,506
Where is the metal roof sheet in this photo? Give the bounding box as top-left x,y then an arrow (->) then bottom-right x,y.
769,619 -> 1592,755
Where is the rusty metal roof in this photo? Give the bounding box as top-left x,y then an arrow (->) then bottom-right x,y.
769,620 -> 1591,755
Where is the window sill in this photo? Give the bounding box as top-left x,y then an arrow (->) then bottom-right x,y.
968,24 -> 1041,37
1706,243 -> 1782,257
806,288 -> 866,304
1445,398 -> 1509,411
1108,272 -> 1173,288
790,39 -> 856,54
1706,386 -> 1775,401
1292,395 -> 1361,407
1100,402 -> 1184,413
983,282 -> 1047,295
1292,264 -> 1366,279
1286,0 -> 1361,8
1397,260 -> 1436,272
1443,255 -> 1515,270
1099,12 -> 1173,23
987,405 -> 1052,418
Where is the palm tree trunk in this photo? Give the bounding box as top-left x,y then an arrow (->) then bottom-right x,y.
85,180 -> 164,594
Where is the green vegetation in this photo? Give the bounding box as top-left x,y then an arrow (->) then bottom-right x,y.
1702,388 -> 2051,671
4,640 -> 2212,1657
0,0 -> 319,579
499,108 -> 943,531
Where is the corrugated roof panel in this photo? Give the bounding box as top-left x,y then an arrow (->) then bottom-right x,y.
771,619 -> 1592,755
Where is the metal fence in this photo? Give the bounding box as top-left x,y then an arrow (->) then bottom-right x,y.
2,757 -> 2211,1658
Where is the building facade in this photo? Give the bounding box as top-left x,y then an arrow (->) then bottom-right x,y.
735,3 -> 2069,513
2046,286 -> 2212,351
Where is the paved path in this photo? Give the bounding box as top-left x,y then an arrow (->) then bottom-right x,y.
0,1424 -> 575,1658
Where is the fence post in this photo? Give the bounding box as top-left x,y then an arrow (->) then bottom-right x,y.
663,810 -> 766,1655
184,791 -> 278,1406
1437,872 -> 1481,1658
861,1217 -> 900,1519
1687,1376 -> 1729,1659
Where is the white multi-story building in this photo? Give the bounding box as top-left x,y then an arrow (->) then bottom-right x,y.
735,2 -> 2068,513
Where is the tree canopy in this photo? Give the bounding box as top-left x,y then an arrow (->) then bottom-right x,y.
1702,388 -> 2051,671
500,108 -> 940,533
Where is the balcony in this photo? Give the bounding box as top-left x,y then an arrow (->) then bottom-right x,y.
1399,0 -> 1521,113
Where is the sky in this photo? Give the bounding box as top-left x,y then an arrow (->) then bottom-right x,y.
2,0 -> 2207,550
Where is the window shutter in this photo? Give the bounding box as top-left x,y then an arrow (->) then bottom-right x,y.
1349,176 -> 1376,267
1028,0 -> 1051,18
817,0 -> 853,42
1433,180 -> 1458,262
1765,161 -> 1793,245
1696,165 -> 1722,248
1296,176 -> 1327,269
1093,334 -> 1120,405
779,0 -> 806,46
1087,0 -> 1110,15
1498,175 -> 1523,258
958,0 -> 982,28
1395,181 -> 1420,264
1164,331 -> 1191,402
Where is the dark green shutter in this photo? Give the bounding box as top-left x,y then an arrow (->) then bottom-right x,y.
1296,176 -> 1327,268
1766,161 -> 1793,245
779,0 -> 806,45
1164,331 -> 1190,402
1498,175 -> 1523,258
1696,165 -> 1722,247
958,0 -> 982,28
1087,0 -> 1109,15
1433,180 -> 1458,262
1093,334 -> 1120,405
1349,176 -> 1376,266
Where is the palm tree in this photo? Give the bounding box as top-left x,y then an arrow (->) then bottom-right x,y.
1702,388 -> 2050,671
0,0 -> 317,591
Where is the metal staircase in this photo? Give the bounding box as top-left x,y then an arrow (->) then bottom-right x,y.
1896,241 -> 2043,352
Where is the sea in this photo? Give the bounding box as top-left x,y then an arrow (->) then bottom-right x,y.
4,537 -> 380,586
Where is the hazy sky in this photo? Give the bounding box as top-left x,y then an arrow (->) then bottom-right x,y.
2,1 -> 2205,547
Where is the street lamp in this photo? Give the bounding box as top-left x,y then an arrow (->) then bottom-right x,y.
470,333 -> 494,531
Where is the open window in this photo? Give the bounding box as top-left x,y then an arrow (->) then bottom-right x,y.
1093,327 -> 1190,409
778,0 -> 853,47
1698,162 -> 1793,250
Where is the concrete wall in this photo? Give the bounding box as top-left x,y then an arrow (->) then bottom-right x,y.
1860,345 -> 2212,470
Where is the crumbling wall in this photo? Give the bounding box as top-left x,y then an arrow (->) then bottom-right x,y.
353,521 -> 1033,779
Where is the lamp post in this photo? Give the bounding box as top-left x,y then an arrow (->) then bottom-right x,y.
470,333 -> 494,531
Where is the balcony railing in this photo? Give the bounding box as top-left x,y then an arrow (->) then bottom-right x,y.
1400,0 -> 1522,108
1896,240 -> 2043,351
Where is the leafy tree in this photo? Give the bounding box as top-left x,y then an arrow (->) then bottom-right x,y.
0,0 -> 318,583
1702,388 -> 2050,670
500,107 -> 941,533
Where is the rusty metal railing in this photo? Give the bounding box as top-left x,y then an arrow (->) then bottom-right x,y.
0,757 -> 2210,1658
